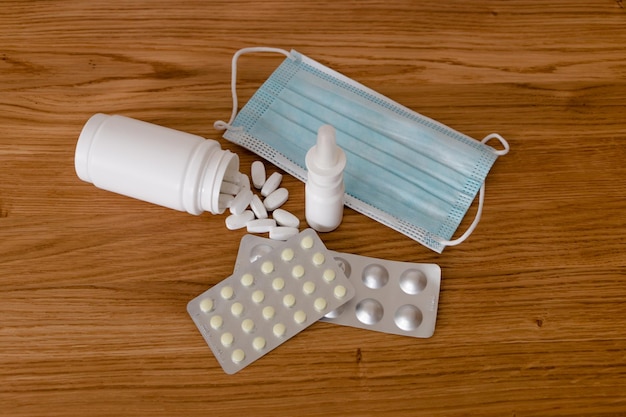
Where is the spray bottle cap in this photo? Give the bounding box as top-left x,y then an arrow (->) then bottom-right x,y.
306,125 -> 346,178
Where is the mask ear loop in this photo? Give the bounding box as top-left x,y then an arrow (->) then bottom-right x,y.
214,47 -> 292,131
436,133 -> 509,247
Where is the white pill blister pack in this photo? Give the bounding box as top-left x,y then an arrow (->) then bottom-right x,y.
234,235 -> 441,339
187,229 -> 356,374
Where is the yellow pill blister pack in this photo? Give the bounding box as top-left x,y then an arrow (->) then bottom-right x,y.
235,235 -> 441,339
187,229 -> 355,374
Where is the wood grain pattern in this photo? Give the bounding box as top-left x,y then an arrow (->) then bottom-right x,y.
1,1 -> 625,416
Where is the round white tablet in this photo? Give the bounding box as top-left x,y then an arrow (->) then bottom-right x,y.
241,318 -> 255,333
231,349 -> 245,363
294,310 -> 307,324
221,332 -> 234,347
231,302 -> 244,317
272,277 -> 285,291
323,269 -> 336,282
199,298 -> 214,313
273,323 -> 286,337
261,261 -> 274,274
252,336 -> 266,351
312,252 -> 325,266
220,286 -> 234,300
252,290 -> 265,304
240,273 -> 254,287
314,297 -> 327,312
292,265 -> 305,279
333,285 -> 347,299
262,306 -> 275,320
210,315 -> 223,330
281,248 -> 295,262
283,294 -> 296,308
302,281 -> 316,295
300,235 -> 314,249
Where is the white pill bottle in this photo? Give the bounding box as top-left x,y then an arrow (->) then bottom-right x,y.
74,113 -> 240,215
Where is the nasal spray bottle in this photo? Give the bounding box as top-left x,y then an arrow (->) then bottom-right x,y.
74,114 -> 241,215
305,125 -> 347,232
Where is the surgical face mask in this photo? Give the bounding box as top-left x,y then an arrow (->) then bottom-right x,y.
215,47 -> 509,253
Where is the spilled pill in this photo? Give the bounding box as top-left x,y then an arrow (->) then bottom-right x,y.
230,188 -> 253,215
269,226 -> 299,241
251,161 -> 266,189
263,188 -> 289,211
247,218 -> 277,234
261,172 -> 283,197
250,194 -> 268,219
272,208 -> 300,228
226,210 -> 255,230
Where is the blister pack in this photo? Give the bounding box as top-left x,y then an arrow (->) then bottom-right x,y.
235,235 -> 441,338
187,229 -> 355,374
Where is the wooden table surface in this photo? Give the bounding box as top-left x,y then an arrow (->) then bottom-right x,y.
2,1 -> 625,416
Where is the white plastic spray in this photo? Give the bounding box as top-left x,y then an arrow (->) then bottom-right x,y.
305,124 -> 347,232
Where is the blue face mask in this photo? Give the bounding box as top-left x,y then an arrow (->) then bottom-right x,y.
215,47 -> 509,253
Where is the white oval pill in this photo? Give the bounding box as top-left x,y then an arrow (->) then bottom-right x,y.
229,188 -> 253,215
261,172 -> 283,197
225,210 -> 255,230
218,193 -> 235,211
269,226 -> 299,241
238,172 -> 251,190
251,161 -> 266,189
272,208 -> 300,228
250,194 -> 268,219
246,218 -> 277,234
220,180 -> 241,195
263,188 -> 289,211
